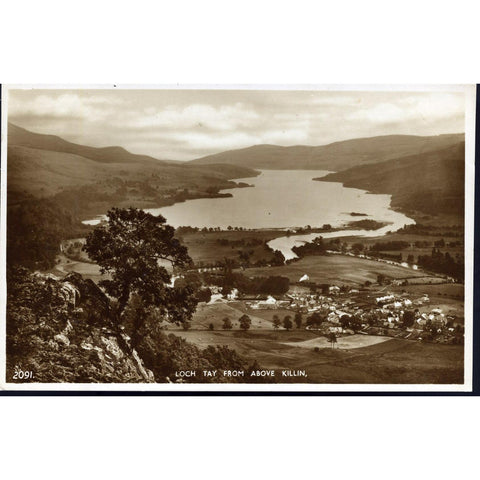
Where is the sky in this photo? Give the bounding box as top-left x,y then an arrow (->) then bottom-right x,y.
7,88 -> 466,161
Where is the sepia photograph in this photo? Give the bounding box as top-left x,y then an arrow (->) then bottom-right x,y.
0,85 -> 475,391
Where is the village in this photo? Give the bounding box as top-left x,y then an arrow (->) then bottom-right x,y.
202,273 -> 464,346
56,231 -> 465,349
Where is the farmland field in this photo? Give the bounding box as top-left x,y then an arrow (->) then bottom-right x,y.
391,283 -> 464,298
281,335 -> 391,350
239,254 -> 428,285
178,229 -> 284,265
169,330 -> 464,384
189,302 -> 276,330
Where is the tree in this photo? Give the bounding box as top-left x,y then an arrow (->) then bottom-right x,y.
349,317 -> 363,332
327,332 -> 337,348
196,287 -> 212,303
294,312 -> 302,329
83,208 -> 196,340
402,310 -> 416,328
208,323 -> 214,331
306,311 -> 324,328
182,321 -> 192,331
239,314 -> 252,331
272,315 -> 281,329
352,243 -> 364,253
340,315 -> 353,329
283,316 -> 293,331
222,317 -> 232,330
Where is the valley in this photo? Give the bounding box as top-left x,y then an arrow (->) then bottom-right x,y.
6,123 -> 466,385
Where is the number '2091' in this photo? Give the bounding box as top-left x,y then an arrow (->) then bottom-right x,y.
13,369 -> 34,380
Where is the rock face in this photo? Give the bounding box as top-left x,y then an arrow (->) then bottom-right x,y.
62,272 -> 111,325
75,330 -> 155,383
7,269 -> 155,383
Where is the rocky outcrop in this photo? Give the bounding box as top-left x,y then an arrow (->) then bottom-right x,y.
7,269 -> 155,383
62,272 -> 111,325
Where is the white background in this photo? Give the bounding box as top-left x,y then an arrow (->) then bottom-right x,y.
1,1 -> 479,479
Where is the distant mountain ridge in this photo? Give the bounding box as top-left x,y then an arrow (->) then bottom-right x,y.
8,123 -> 170,165
6,123 -> 259,202
7,123 -> 465,222
189,133 -> 464,171
319,142 -> 465,217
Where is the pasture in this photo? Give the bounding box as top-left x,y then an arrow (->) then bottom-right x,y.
190,302 -> 276,330
169,329 -> 464,384
179,229 -> 284,265
240,254 -> 427,285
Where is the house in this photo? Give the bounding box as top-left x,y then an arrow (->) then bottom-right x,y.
328,313 -> 341,324
208,294 -> 225,304
431,317 -> 446,328
329,326 -> 343,334
253,295 -> 278,309
376,294 -> 394,305
227,288 -> 239,301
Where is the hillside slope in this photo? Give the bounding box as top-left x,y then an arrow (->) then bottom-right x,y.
7,124 -> 259,201
8,122 -> 169,165
319,142 -> 465,217
6,125 -> 259,269
189,134 -> 464,171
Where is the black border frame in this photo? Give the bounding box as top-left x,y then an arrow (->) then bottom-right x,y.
0,84 -> 478,396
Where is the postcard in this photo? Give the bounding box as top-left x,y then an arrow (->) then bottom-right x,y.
0,85 -> 475,392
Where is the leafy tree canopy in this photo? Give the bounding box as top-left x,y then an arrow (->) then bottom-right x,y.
83,208 -> 195,325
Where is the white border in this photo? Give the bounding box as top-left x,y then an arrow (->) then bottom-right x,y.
0,84 -> 475,392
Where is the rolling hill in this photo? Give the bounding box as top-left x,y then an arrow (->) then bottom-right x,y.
8,123 -> 170,165
319,142 -> 465,217
7,123 -> 259,201
189,134 -> 464,171
6,124 -> 259,270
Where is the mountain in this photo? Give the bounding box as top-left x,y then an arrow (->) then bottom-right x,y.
319,142 -> 465,217
7,123 -> 258,200
189,134 -> 465,171
8,123 -> 170,165
6,124 -> 260,270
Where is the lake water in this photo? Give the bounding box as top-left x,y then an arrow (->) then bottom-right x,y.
83,170 -> 415,259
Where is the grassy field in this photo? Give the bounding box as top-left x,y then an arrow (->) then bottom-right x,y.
281,335 -> 391,350
169,329 -> 464,384
239,254 -> 428,285
174,301 -> 296,330
391,283 -> 464,298
179,229 -> 285,265
189,302 -> 276,330
47,253 -> 106,282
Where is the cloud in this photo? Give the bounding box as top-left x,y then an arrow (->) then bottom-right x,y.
128,102 -> 261,132
8,93 -> 123,121
346,93 -> 464,124
7,89 -> 466,160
